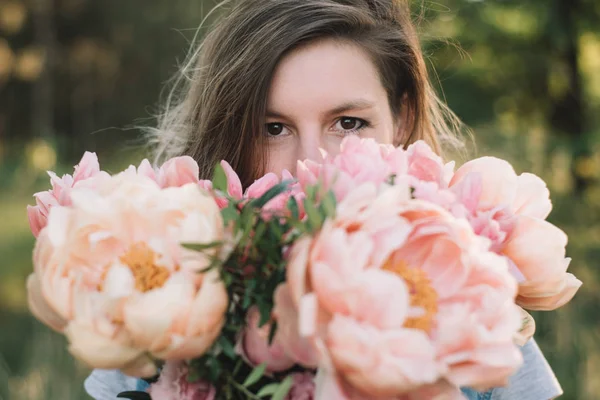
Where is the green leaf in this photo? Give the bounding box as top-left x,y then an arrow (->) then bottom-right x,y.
272,376 -> 294,400
320,190 -> 337,218
305,185 -> 317,202
257,383 -> 280,398
386,173 -> 397,185
253,221 -> 267,243
212,163 -> 228,193
207,357 -> 221,382
243,363 -> 267,387
287,196 -> 299,220
181,241 -> 223,252
258,302 -> 271,327
186,367 -> 200,383
303,198 -> 321,232
250,182 -> 290,208
219,336 -> 236,359
268,321 -> 278,345
242,290 -> 253,309
221,204 -> 239,225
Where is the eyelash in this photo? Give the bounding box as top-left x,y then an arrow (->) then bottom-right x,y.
265,117 -> 371,140
332,117 -> 370,136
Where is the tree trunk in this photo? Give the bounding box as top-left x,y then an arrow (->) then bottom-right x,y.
30,0 -> 57,144
549,0 -> 589,195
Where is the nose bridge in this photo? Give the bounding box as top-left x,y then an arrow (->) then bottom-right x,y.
297,123 -> 323,163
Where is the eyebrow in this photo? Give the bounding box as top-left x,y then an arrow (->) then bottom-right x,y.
265,99 -> 376,120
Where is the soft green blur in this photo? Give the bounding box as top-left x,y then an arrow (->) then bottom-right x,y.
0,1 -> 598,399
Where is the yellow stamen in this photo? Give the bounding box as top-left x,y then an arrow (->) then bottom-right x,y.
119,243 -> 170,292
383,259 -> 438,332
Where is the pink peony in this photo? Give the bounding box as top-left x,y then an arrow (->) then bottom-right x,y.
405,140 -> 454,187
27,152 -> 109,237
285,372 -> 316,400
275,183 -> 523,398
219,161 -> 304,216
297,136 -> 394,201
449,157 -> 581,311
27,173 -> 228,376
236,306 -> 296,372
148,361 -> 216,400
137,156 -> 201,188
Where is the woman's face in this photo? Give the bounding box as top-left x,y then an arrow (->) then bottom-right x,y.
264,39 -> 401,176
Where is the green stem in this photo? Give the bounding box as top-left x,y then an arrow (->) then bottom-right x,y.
227,376 -> 261,400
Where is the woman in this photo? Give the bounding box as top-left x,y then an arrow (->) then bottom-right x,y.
86,0 -> 563,398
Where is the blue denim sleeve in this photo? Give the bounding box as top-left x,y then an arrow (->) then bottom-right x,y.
84,369 -> 139,399
490,339 -> 562,400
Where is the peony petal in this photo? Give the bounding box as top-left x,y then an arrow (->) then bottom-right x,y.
153,329 -> 222,360
245,173 -> 280,198
137,159 -> 157,182
513,173 -> 552,219
517,272 -> 582,311
185,269 -> 228,338
123,276 -> 195,349
120,354 -> 158,378
286,237 -> 312,305
272,284 -> 319,367
27,273 -> 67,332
65,320 -> 146,371
27,205 -> 46,237
451,157 -> 518,211
220,160 -> 243,200
102,263 -> 135,299
346,269 -> 410,330
73,151 -> 101,182
158,156 -> 200,188
45,206 -> 72,248
503,216 -> 568,282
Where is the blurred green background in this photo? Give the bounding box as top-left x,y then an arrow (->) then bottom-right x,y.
0,0 -> 599,399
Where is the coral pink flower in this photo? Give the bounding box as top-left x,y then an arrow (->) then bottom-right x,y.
276,183 -> 523,398
236,306 -> 296,372
27,152 -> 109,237
450,157 -> 581,311
27,174 -> 228,376
148,361 -> 216,400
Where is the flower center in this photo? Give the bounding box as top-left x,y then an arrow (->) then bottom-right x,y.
120,243 -> 170,292
383,259 -> 438,332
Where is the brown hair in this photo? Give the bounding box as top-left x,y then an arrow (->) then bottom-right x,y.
148,0 -> 463,187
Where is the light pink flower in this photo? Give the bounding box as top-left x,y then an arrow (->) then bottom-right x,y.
148,361 -> 216,400
405,140 -> 454,187
276,183 -> 523,398
285,372 -> 316,400
296,136 -> 393,201
237,306 -> 296,372
220,161 -> 304,217
140,156 -> 201,188
27,152 -> 108,237
450,157 -> 581,311
27,173 -> 228,376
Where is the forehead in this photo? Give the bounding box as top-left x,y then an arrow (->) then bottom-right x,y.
267,39 -> 387,112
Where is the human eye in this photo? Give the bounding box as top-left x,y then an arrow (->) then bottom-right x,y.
332,117 -> 370,136
265,122 -> 292,139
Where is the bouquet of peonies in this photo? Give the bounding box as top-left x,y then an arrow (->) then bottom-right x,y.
26,137 -> 581,399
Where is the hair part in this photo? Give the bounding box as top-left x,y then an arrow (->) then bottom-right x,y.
147,0 -> 465,187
